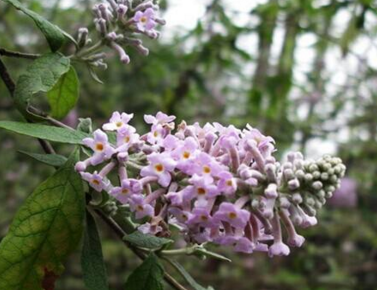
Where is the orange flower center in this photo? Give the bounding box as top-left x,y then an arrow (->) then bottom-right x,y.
228,212 -> 237,219
92,179 -> 100,185
226,180 -> 233,186
124,136 -> 130,143
197,187 -> 206,195
141,16 -> 147,23
155,163 -> 164,172
200,215 -> 208,221
137,205 -> 144,211
183,151 -> 190,159
121,189 -> 129,195
203,166 -> 211,174
95,143 -> 104,151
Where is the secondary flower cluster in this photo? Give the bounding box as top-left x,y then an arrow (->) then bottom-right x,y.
75,112 -> 346,257
75,0 -> 165,68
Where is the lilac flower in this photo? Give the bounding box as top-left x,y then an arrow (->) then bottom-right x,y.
144,111 -> 176,126
116,125 -> 140,151
213,202 -> 250,229
188,152 -> 224,180
81,171 -> 110,192
109,179 -> 139,204
217,171 -> 237,195
187,207 -> 219,228
83,129 -> 116,165
169,207 -> 193,225
146,124 -> 167,145
103,111 -> 134,131
183,174 -> 219,202
134,8 -> 157,31
171,137 -> 199,171
140,152 -> 177,187
130,195 -> 154,219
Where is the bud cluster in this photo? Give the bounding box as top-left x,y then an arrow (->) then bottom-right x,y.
74,0 -> 166,68
75,112 -> 346,257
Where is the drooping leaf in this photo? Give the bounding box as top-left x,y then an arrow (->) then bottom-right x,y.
19,151 -> 67,167
47,66 -> 80,119
14,53 -> 70,119
167,259 -> 214,290
81,210 -> 109,290
0,150 -> 85,290
2,0 -> 66,51
124,253 -> 164,290
123,231 -> 173,249
0,121 -> 89,144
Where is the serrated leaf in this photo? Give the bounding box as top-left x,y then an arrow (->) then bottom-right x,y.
47,66 -> 79,119
124,253 -> 164,290
19,151 -> 67,167
14,53 -> 70,119
167,260 -> 214,290
0,150 -> 85,290
2,0 -> 66,51
81,210 -> 109,290
124,231 -> 173,249
0,121 -> 89,144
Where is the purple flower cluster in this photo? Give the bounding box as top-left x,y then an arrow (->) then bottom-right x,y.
76,112 -> 346,257
75,0 -> 166,68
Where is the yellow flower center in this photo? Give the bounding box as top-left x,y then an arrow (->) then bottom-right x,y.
153,131 -> 159,137
226,180 -> 233,187
228,212 -> 237,219
116,121 -> 123,127
155,163 -> 164,173
200,215 -> 208,221
124,136 -> 130,143
203,166 -> 211,174
121,189 -> 129,195
141,16 -> 147,23
92,179 -> 100,185
95,143 -> 104,151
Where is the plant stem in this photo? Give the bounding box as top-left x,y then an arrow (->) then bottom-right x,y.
0,48 -> 40,60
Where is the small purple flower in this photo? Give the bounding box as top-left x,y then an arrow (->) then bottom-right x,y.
138,222 -> 162,235
243,125 -> 275,157
169,207 -> 193,224
268,241 -> 290,257
213,202 -> 250,229
183,174 -> 219,201
81,171 -> 109,192
171,137 -> 199,171
130,195 -> 154,219
83,129 -> 116,165
144,111 -> 176,126
188,152 -> 224,180
217,171 -> 237,195
134,8 -> 157,31
187,207 -> 218,228
103,111 -> 134,131
116,125 -> 140,151
147,124 -> 167,145
140,152 -> 177,187
109,179 -> 139,204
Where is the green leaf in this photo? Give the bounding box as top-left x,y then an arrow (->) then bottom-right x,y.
124,231 -> 173,249
47,66 -> 80,119
19,151 -> 67,167
124,253 -> 164,290
14,53 -> 70,119
0,150 -> 85,290
167,260 -> 214,290
0,121 -> 89,144
2,0 -> 66,51
81,210 -> 109,290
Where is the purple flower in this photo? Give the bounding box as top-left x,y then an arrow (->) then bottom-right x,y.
83,129 -> 116,165
169,207 -> 193,224
134,8 -> 157,31
213,202 -> 250,229
217,171 -> 237,195
144,111 -> 176,126
171,137 -> 199,171
146,124 -> 167,145
116,125 -> 140,151
188,152 -> 224,180
130,195 -> 154,219
109,179 -> 139,204
103,111 -> 134,131
243,124 -> 275,157
140,152 -> 177,187
187,207 -> 219,228
268,241 -> 290,257
183,174 -> 219,202
81,171 -> 109,192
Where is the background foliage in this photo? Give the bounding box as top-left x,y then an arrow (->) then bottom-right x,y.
0,0 -> 376,289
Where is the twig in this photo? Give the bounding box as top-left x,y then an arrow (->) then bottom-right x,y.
93,208 -> 188,290
0,48 -> 40,60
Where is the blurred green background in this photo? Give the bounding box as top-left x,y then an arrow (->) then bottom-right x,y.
1,0 -> 377,289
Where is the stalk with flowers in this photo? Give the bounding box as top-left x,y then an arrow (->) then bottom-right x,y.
0,1 -> 345,290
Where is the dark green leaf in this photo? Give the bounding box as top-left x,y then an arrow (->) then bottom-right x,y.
3,0 -> 66,51
47,66 -> 80,119
124,253 -> 164,290
14,53 -> 70,119
167,260 -> 214,290
0,121 -> 89,144
81,210 -> 109,290
0,150 -> 85,290
19,151 -> 67,167
124,231 -> 173,249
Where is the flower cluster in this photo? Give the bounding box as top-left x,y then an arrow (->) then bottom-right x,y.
76,112 -> 346,257
75,0 -> 165,68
